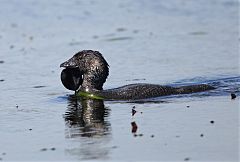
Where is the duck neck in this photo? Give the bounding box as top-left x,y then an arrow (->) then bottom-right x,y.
80,72 -> 105,92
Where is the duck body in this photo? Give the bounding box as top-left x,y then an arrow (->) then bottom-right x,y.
98,83 -> 213,100
60,50 -> 214,100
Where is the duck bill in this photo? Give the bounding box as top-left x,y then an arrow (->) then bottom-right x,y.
60,57 -> 78,68
61,68 -> 82,91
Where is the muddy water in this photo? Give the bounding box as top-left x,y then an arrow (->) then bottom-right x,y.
0,0 -> 239,161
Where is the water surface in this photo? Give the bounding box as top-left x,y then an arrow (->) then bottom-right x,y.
0,0 -> 239,161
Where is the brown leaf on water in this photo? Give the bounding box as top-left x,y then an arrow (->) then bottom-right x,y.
131,121 -> 138,133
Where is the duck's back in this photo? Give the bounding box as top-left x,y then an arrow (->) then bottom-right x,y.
99,83 -> 214,100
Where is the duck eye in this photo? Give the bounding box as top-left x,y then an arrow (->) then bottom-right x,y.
61,68 -> 83,91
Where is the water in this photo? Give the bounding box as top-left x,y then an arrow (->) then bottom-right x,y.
0,0 -> 239,161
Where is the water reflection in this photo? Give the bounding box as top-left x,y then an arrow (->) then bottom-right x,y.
64,95 -> 111,160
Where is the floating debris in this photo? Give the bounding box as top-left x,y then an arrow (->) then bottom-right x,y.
116,27 -> 127,32
210,120 -> 215,124
0,79 -> 4,82
132,107 -> 137,116
131,121 -> 138,133
133,134 -> 144,137
133,29 -> 139,34
32,85 -> 46,89
0,60 -> 4,64
184,157 -> 190,161
231,93 -> 236,100
92,35 -> 99,39
50,147 -> 56,151
1,153 -> 6,156
111,146 -> 118,149
105,37 -> 133,42
150,135 -> 155,138
40,148 -> 47,152
40,147 -> 56,151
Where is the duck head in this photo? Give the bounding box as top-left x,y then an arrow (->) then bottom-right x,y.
60,50 -> 109,92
